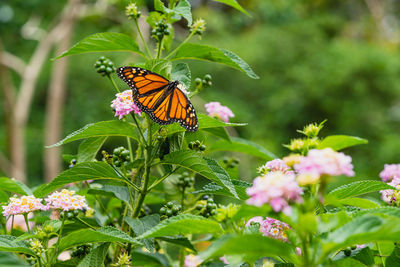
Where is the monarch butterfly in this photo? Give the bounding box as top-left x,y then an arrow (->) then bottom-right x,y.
117,66 -> 198,132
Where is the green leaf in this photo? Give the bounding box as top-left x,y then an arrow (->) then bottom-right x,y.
77,137 -> 107,163
0,177 -> 32,195
0,251 -> 30,267
77,243 -> 110,267
171,63 -> 191,89
386,245 -> 400,266
172,43 -> 259,79
59,226 -> 140,252
212,0 -> 250,16
0,236 -> 35,255
161,150 -> 238,198
174,0 -> 192,26
354,207 -> 400,218
145,59 -> 172,78
192,179 -> 251,200
200,234 -> 294,261
157,236 -> 196,252
33,162 -> 121,197
48,121 -> 139,147
326,180 -> 395,203
89,185 -> 130,204
139,214 -> 222,238
318,135 -> 368,151
130,251 -> 169,267
208,137 -> 275,160
125,215 -> 160,251
337,198 -> 380,209
323,215 -> 400,255
202,127 -> 230,141
56,32 -> 144,59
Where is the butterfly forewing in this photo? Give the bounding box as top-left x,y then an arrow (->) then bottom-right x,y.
117,66 -> 198,132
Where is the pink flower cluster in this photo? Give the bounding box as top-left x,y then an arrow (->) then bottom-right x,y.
204,102 -> 234,122
294,148 -> 354,177
258,159 -> 292,175
246,216 -> 290,242
2,195 -> 47,217
246,171 -> 302,214
111,90 -> 141,119
379,164 -> 400,182
45,189 -> 89,211
184,254 -> 202,267
380,177 -> 400,205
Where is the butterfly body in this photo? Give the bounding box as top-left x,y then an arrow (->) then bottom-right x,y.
117,67 -> 198,132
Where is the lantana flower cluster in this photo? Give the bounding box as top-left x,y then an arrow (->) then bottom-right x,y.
246,216 -> 290,242
2,189 -> 89,217
45,189 -> 89,211
204,102 -> 234,122
294,148 -> 355,177
246,170 -> 303,214
111,90 -> 142,119
2,195 -> 47,217
247,149 -> 355,213
379,164 -> 400,182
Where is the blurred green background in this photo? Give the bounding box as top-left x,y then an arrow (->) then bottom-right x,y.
1,0 -> 400,186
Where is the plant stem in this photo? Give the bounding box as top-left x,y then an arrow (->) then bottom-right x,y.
134,19 -> 152,58
53,216 -> 65,263
148,167 -> 179,191
376,242 -> 385,267
165,31 -> 196,60
126,137 -> 134,162
23,213 -> 31,233
131,113 -> 146,144
10,215 -> 14,235
75,216 -> 96,230
108,75 -> 120,93
157,37 -> 164,59
132,116 -> 153,218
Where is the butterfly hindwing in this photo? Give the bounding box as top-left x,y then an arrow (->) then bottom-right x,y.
117,66 -> 198,132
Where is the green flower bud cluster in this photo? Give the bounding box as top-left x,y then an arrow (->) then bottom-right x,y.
196,196 -> 217,218
159,201 -> 182,220
151,21 -> 170,41
71,245 -> 91,258
35,225 -> 55,240
94,56 -> 116,76
60,210 -> 82,220
194,74 -> 212,89
112,146 -> 131,167
125,3 -> 141,20
176,172 -> 195,190
69,158 -> 77,169
222,157 -> 240,169
188,140 -> 206,151
190,18 -> 206,36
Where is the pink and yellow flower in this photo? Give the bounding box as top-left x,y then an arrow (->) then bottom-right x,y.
246,172 -> 302,214
204,102 -> 234,122
294,148 -> 354,177
184,254 -> 202,267
245,216 -> 290,242
380,177 -> 400,205
379,164 -> 400,182
45,189 -> 89,211
2,195 -> 47,217
111,90 -> 141,119
257,159 -> 292,175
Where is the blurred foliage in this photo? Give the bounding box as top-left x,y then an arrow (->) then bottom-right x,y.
1,0 -> 400,184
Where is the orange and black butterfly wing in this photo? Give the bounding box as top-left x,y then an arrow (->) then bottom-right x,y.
166,85 -> 198,132
117,66 -> 170,113
117,66 -> 198,131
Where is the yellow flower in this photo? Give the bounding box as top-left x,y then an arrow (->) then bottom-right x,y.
296,173 -> 320,186
283,154 -> 303,167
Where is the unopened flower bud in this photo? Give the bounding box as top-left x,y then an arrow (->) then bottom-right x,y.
125,3 -> 141,19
